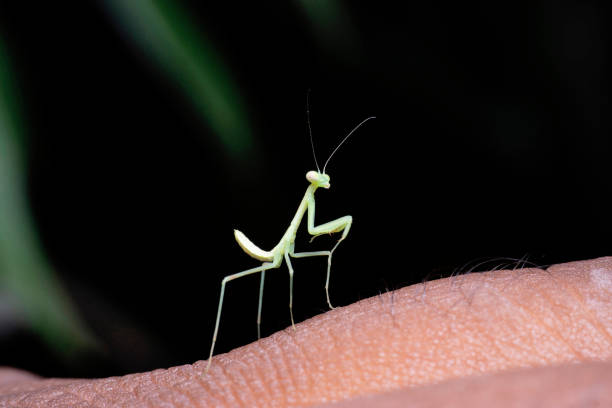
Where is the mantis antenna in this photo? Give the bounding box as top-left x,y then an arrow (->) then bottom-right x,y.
306,89 -> 321,173
322,116 -> 376,173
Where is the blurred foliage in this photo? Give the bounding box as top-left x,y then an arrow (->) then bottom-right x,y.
0,38 -> 96,356
296,0 -> 358,60
102,0 -> 254,160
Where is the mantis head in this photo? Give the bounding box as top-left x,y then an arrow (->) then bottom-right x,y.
306,170 -> 330,189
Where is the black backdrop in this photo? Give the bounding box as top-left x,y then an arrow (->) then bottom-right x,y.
0,1 -> 609,378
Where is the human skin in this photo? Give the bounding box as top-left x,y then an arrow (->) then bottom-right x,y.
1,257 -> 611,407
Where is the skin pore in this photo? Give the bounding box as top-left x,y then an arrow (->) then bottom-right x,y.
1,257 -> 611,407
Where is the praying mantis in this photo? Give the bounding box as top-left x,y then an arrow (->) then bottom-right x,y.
206,115 -> 375,372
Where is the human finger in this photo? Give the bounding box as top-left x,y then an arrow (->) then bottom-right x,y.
1,257 -> 611,407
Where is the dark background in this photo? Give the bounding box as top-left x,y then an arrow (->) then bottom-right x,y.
0,1 -> 609,378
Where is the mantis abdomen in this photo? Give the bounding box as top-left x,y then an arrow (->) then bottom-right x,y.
234,229 -> 276,262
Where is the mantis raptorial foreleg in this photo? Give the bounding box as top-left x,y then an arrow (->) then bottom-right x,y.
304,194 -> 353,308
290,217 -> 352,310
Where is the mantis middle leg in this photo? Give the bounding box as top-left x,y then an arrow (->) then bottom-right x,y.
284,252 -> 297,329
290,249 -> 334,308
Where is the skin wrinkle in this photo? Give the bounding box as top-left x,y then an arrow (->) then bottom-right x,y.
252,353 -> 277,405
348,310 -> 372,396
346,306 -> 363,383
169,378 -> 201,408
555,271 -> 612,346
52,388 -> 84,407
160,369 -> 200,408
180,382 -> 205,408
290,330 -> 315,400
492,274 -> 586,360
217,360 -> 243,407
560,263 -> 612,355
316,311 -> 346,400
424,270 -> 548,378
535,267 -> 611,358
318,319 -> 344,399
407,289 -> 455,378
519,272 -> 590,361
537,267 -> 595,334
131,374 -> 151,405
276,335 -> 297,407
535,280 -> 589,359
347,307 -> 368,391
445,299 -> 498,376
194,363 -> 224,407
548,264 -> 612,354
350,310 -> 372,396
463,301 -> 514,368
205,358 -> 231,404
192,367 -> 212,401
494,305 -> 548,364
354,302 -> 379,384
264,332 -> 285,408
1,257 -> 612,407
256,333 -> 291,407
544,264 -> 612,343
118,374 -> 141,402
76,383 -> 100,406
229,359 -> 257,404
497,268 -> 530,293
144,371 -> 164,407
288,331 -> 312,405
494,322 -> 544,367
249,350 -> 276,404
272,333 -> 296,407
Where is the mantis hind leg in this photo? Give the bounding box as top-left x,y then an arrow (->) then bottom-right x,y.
257,270 -> 265,339
206,256 -> 281,373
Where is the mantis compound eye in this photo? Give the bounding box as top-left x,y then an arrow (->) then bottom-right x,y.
306,171 -> 318,183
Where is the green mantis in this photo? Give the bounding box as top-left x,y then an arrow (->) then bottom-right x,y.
206,116 -> 375,372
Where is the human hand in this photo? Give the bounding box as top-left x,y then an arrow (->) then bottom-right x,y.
1,257 -> 611,407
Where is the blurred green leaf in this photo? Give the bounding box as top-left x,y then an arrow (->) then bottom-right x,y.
0,38 -> 96,356
103,0 -> 254,159
296,0 -> 359,60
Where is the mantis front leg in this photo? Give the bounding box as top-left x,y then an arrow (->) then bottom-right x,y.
304,191 -> 353,308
